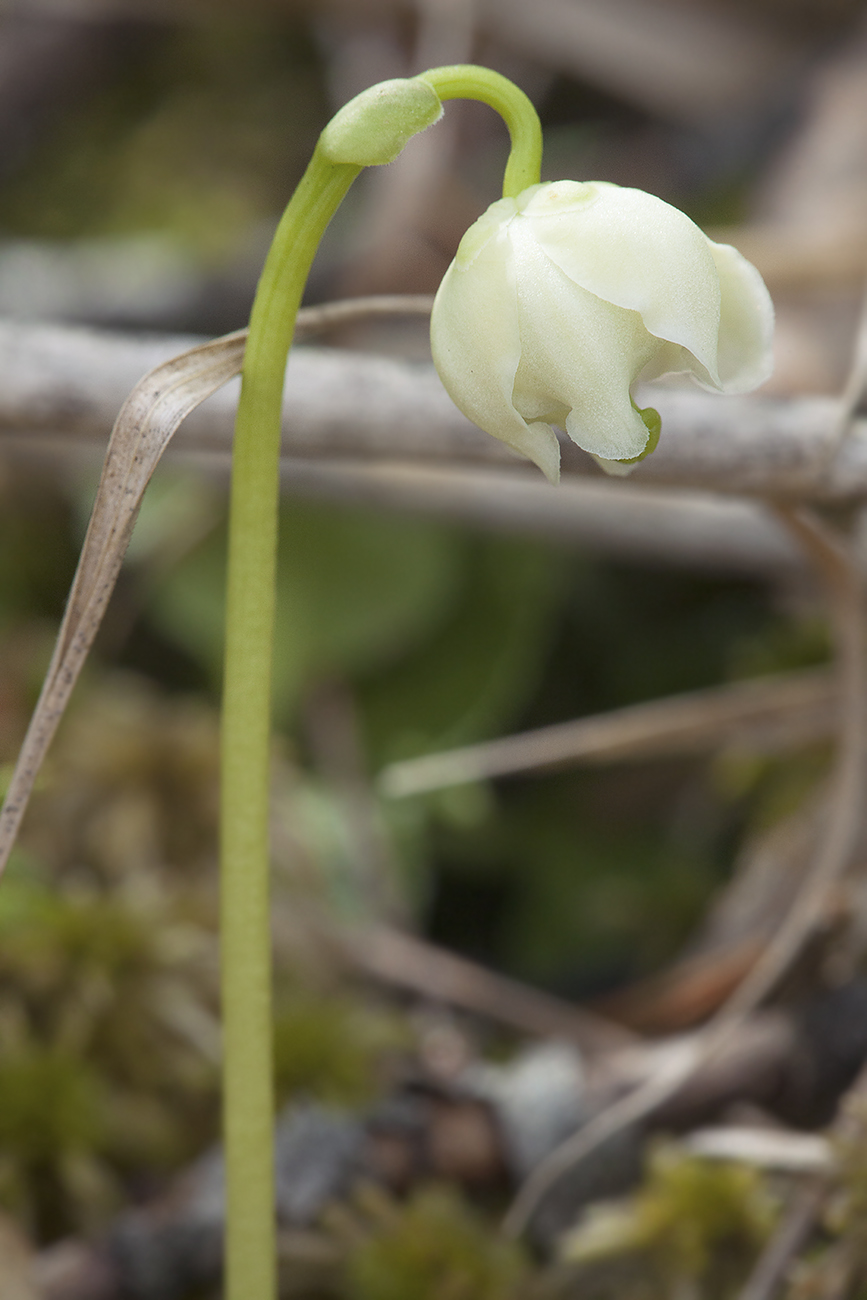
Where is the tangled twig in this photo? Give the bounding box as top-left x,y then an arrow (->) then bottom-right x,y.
503,503 -> 867,1239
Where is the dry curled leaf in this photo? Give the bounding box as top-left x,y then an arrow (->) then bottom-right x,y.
0,328 -> 247,879
0,296 -> 434,880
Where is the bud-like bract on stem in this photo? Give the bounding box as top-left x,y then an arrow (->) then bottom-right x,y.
431,180 -> 774,483
320,77 -> 443,166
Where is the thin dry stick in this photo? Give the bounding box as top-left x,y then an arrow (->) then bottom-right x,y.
503,503 -> 867,1239
0,295 -> 434,881
5,323 -> 867,503
701,507 -> 866,1031
736,1179 -> 828,1300
334,921 -> 636,1054
819,273 -> 867,473
380,668 -> 837,796
0,330 -> 246,880
740,1065 -> 867,1300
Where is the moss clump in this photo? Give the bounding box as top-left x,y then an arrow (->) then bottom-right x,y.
562,1145 -> 776,1299
0,1046 -> 113,1236
637,1148 -> 775,1287
0,1047 -> 104,1162
272,993 -> 407,1109
342,1185 -> 528,1300
0,873 -> 219,1236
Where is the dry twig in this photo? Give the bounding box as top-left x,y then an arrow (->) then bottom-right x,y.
736,1058 -> 867,1300
4,321 -> 867,501
333,922 -> 636,1056
736,1180 -> 828,1300
502,504 -> 867,1239
380,668 -> 837,796
822,275 -> 867,471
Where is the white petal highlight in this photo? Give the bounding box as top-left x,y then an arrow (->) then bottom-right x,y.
509,220 -> 655,461
522,181 -> 723,386
706,239 -> 775,393
431,222 -> 561,483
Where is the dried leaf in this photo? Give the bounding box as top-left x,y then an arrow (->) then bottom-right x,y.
0,296 -> 434,879
0,328 -> 247,878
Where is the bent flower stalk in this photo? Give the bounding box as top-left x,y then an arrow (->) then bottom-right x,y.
206,64 -> 776,1300
0,61 -> 777,1300
0,58 -> 778,1300
430,179 -> 775,483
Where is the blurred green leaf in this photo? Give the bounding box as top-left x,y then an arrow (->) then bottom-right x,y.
148,501 -> 463,721
360,534 -> 564,762
0,20 -> 325,253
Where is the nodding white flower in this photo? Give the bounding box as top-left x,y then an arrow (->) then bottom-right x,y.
431,180 -> 774,483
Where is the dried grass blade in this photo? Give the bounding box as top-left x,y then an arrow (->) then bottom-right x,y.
0,329 -> 248,878
0,295 -> 436,881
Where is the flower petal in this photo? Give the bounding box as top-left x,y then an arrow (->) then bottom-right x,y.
705,239 -> 775,393
508,221 -> 656,462
431,220 -> 562,483
638,340 -> 715,387
521,181 -> 723,386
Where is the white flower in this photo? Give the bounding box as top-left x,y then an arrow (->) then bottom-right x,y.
430,180 -> 774,483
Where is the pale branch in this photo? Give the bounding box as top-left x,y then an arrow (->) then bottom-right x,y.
278,465 -> 801,575
0,319 -> 866,501
10,442 -> 806,578
331,923 -> 636,1056
684,1127 -> 832,1175
0,318 -> 852,580
709,507 -> 867,1026
736,1181 -> 828,1300
379,668 -> 838,797
736,1060 -> 867,1300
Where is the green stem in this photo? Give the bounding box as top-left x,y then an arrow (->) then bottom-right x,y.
220,146 -> 358,1300
220,65 -> 542,1300
418,64 -> 542,197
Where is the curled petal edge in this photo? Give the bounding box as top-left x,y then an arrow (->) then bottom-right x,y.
706,239 -> 775,394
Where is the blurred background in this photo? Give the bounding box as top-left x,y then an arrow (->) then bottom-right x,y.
1,0 -> 867,1285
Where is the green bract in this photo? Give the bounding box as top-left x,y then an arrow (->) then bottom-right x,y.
320,77 -> 443,166
431,180 -> 775,483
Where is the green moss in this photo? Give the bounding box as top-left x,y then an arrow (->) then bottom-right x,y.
0,872 -> 220,1235
343,1185 -> 528,1300
636,1148 -> 775,1284
0,1045 -> 113,1236
562,1146 -> 776,1298
0,1047 -> 104,1162
273,993 -> 407,1109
